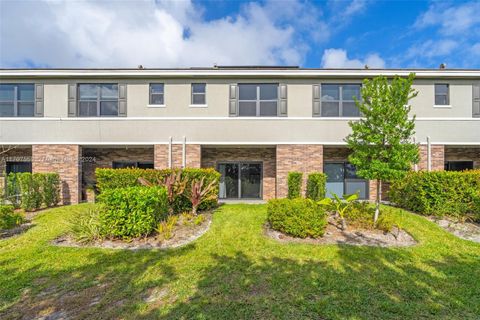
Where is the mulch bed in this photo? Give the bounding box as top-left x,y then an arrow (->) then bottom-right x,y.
265,218 -> 417,247
0,222 -> 34,239
427,216 -> 480,243
52,212 -> 213,250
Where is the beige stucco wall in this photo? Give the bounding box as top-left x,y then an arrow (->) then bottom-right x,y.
44,84 -> 68,117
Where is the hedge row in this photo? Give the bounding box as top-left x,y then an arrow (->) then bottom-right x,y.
95,168 -> 221,212
5,172 -> 60,211
97,186 -> 169,239
287,171 -> 327,200
390,170 -> 480,219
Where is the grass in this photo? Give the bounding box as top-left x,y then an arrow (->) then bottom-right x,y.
0,204 -> 479,319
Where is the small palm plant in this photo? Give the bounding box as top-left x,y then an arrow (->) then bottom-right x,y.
319,193 -> 358,230
188,177 -> 217,216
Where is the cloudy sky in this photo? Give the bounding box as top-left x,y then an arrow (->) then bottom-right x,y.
1,0 -> 479,69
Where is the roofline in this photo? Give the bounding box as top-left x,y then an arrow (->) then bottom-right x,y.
1,67 -> 480,79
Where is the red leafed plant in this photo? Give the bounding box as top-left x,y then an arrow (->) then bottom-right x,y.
188,177 -> 217,215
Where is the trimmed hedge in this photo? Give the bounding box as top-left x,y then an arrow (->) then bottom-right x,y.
0,205 -> 24,230
6,172 -> 61,211
267,198 -> 327,238
97,186 -> 168,239
306,172 -> 327,201
390,170 -> 480,219
287,172 -> 303,199
95,168 -> 220,212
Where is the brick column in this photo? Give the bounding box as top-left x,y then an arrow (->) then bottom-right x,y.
155,144 -> 201,169
276,144 -> 323,198
418,144 -> 445,171
32,144 -> 81,205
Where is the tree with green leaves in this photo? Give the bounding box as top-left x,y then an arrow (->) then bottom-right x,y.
345,73 -> 419,224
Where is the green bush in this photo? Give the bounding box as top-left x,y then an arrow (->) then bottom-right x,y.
267,198 -> 327,238
343,202 -> 401,232
68,207 -> 103,244
16,173 -> 43,211
287,172 -> 303,199
0,205 -> 24,230
6,173 -> 21,208
97,186 -> 169,239
306,172 -> 327,200
390,170 -> 480,219
95,168 -> 220,212
42,173 -> 60,207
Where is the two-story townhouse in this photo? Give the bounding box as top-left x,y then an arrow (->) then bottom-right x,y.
1,66 -> 479,204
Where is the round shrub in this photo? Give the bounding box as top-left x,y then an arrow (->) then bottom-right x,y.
97,186 -> 168,239
267,198 -> 327,238
0,205 -> 24,230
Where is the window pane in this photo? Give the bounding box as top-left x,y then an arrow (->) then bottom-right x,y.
100,84 -> 118,99
150,84 -> 164,94
435,95 -> 448,105
100,101 -> 118,116
150,93 -> 164,105
17,84 -> 34,101
343,102 -> 360,117
0,85 -> 15,100
324,163 -> 344,182
326,182 -> 344,198
435,84 -> 448,95
259,101 -> 277,116
238,101 -> 256,116
192,94 -> 205,105
342,85 -> 361,101
0,102 -> 14,116
17,102 -> 34,116
78,101 -> 97,116
113,161 -> 137,169
345,163 -> 359,179
259,84 -> 278,100
238,84 -> 257,100
192,83 -> 206,94
321,84 -> 339,101
321,102 -> 339,116
345,181 -> 367,199
79,84 -> 98,99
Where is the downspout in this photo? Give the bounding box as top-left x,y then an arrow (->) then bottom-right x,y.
427,136 -> 431,172
182,136 -> 186,168
168,136 -> 172,169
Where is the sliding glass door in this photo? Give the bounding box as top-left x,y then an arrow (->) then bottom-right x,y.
218,162 -> 262,199
324,162 -> 368,199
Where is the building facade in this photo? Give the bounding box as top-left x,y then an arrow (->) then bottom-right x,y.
1,67 -> 479,204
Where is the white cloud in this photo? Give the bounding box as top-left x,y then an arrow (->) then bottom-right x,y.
321,48 -> 385,68
0,0 -> 325,68
414,2 -> 480,35
406,39 -> 458,59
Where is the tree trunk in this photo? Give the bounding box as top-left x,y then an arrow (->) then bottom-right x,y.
341,217 -> 347,231
374,179 -> 382,225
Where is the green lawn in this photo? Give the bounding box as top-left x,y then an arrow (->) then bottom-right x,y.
1,204 -> 479,319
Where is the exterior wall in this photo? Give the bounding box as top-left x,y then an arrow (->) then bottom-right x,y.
276,145 -> 323,198
44,84 -> 68,117
418,144 -> 445,171
154,144 -> 201,169
81,147 -> 154,188
201,147 -> 276,200
445,146 -> 480,169
32,144 -> 81,204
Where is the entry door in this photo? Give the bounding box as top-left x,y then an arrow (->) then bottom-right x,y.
218,162 -> 262,199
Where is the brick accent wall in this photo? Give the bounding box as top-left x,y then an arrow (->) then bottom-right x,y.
445,146 -> 480,169
202,147 -> 276,200
32,144 -> 81,205
276,145 -> 323,198
154,144 -> 201,169
82,147 -> 154,188
418,144 -> 445,171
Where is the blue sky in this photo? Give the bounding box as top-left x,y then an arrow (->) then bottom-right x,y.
1,0 -> 479,69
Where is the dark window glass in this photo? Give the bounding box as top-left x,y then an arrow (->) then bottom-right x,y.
0,84 -> 35,117
112,161 -> 137,169
320,84 -> 361,117
445,161 -> 473,171
321,102 -> 339,116
192,94 -> 206,105
138,162 -> 154,169
149,84 -> 164,105
6,162 -> 32,175
191,83 -> 206,105
238,84 -> 278,117
259,101 -> 277,116
324,162 -> 368,199
434,84 -> 449,105
192,83 -> 206,93
78,84 -> 118,116
322,85 -> 339,101
259,84 -> 277,100
238,102 -> 257,116
238,84 -> 257,100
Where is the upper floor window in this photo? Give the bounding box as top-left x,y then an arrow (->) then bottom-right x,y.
191,83 -> 206,105
434,84 -> 449,105
78,84 -> 118,117
321,84 -> 361,117
238,84 -> 278,116
0,84 -> 35,117
149,83 -> 164,105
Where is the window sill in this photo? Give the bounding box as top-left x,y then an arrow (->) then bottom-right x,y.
189,104 -> 208,108
433,105 -> 452,108
147,104 -> 166,108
